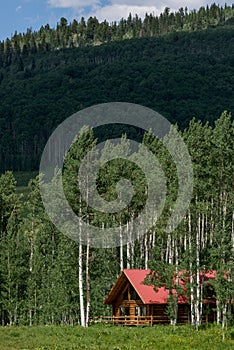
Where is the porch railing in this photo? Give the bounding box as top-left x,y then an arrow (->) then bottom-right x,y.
89,315 -> 157,326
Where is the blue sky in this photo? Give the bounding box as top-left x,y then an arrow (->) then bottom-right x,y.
0,0 -> 233,41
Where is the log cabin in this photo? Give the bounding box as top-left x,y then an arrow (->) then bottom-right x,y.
103,269 -> 216,326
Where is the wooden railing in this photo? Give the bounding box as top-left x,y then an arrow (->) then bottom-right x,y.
89,315 -> 155,326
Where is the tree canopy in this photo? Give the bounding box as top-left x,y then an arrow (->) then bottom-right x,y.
0,8 -> 233,172
0,112 -> 233,327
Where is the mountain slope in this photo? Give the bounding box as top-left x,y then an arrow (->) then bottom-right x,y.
0,23 -> 233,172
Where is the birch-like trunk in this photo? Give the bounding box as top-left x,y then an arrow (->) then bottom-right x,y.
188,210 -> 195,325
144,233 -> 148,269
210,197 -> 214,246
85,237 -> 90,327
84,166 -> 91,327
166,233 -> 172,264
29,217 -> 35,326
126,221 -> 131,269
195,212 -> 201,330
119,218 -> 124,271
126,218 -> 134,269
216,300 -> 221,324
201,209 -> 205,249
199,274 -> 203,327
78,238 -> 85,327
173,236 -> 179,326
222,303 -> 227,342
129,218 -> 135,268
78,194 -> 85,327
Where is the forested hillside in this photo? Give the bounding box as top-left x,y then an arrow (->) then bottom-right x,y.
0,4 -> 233,172
0,112 -> 233,327
1,3 -> 233,52
0,3 -> 233,330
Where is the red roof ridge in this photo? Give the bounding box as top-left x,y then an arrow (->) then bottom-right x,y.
104,269 -> 217,305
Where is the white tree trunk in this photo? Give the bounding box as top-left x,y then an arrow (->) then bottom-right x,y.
210,197 -> 214,246
119,219 -> 124,271
222,303 -> 227,342
166,233 -> 172,264
174,236 -> 179,326
195,212 -> 201,329
201,209 -> 205,249
126,221 -> 131,269
85,237 -> 90,327
130,218 -> 135,268
145,233 -> 148,269
188,210 -> 195,325
78,194 -> 85,327
216,299 -> 221,324
29,216 -> 35,326
78,239 -> 85,327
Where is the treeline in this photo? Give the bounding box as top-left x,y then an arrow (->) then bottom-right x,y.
0,3 -> 233,62
0,21 -> 233,172
0,111 -> 233,327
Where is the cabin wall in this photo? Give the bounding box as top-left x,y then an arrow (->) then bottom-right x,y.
177,304 -> 190,324
113,301 -> 216,324
112,302 -> 216,325
112,281 -> 144,320
107,275 -> 217,325
150,304 -> 170,324
113,300 -> 143,317
149,304 -> 190,324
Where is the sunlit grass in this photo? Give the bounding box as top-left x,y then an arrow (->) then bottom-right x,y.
0,324 -> 234,350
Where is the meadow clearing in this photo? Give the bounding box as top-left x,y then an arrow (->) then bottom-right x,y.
0,324 -> 234,350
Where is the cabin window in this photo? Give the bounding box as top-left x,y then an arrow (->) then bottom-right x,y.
135,306 -> 146,316
120,307 -> 130,316
123,289 -> 128,300
135,307 -> 140,316
123,285 -> 137,300
130,286 -> 135,300
123,285 -> 141,301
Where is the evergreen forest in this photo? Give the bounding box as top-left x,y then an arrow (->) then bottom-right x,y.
0,2 -> 233,333
0,3 -> 233,171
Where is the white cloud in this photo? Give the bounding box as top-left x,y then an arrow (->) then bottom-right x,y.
167,0 -> 233,10
48,0 -> 100,8
16,5 -> 22,12
107,0 -> 233,11
166,0 -> 207,10
108,0 -> 163,5
91,1 -> 234,22
48,0 -> 234,10
48,0 -> 234,23
89,5 -> 164,22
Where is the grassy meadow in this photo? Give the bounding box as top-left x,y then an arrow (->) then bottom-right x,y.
1,324 -> 234,350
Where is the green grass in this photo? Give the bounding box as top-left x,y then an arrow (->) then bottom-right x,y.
0,324 -> 234,350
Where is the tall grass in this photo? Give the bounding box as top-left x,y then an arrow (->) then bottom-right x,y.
0,324 -> 234,350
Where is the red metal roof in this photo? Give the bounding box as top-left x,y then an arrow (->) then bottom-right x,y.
123,269 -> 187,304
104,269 -> 216,305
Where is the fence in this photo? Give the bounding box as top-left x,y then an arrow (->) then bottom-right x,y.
89,315 -> 155,326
